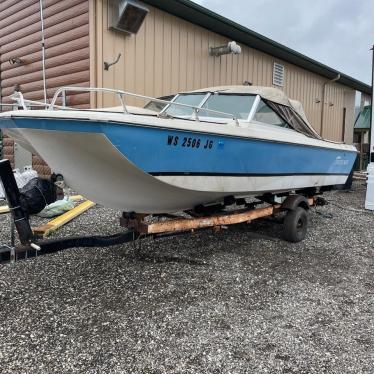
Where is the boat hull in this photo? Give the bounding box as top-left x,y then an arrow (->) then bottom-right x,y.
0,115 -> 356,212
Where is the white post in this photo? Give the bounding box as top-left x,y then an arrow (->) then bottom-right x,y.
365,45 -> 374,210
39,0 -> 47,106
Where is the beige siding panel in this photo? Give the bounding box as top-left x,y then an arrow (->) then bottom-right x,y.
170,17 -> 180,94
114,31 -> 126,93
162,13 -> 172,96
206,35 -> 214,87
193,28 -> 202,89
226,53 -> 232,85
201,32 -> 209,88
92,1 -> 356,142
212,35 -> 220,86
185,23 -> 194,91
178,21 -> 188,91
144,8 -> 155,97
101,3 -> 114,107
153,9 -> 164,99
344,90 -> 355,144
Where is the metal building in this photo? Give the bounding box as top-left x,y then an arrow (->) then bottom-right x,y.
0,0 -> 371,175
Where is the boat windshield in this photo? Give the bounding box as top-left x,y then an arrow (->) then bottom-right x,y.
164,93 -> 256,120
199,94 -> 256,120
165,94 -> 207,117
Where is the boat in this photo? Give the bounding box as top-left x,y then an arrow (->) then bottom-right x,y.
0,86 -> 357,213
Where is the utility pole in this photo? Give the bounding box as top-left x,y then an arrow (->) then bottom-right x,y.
365,45 -> 374,210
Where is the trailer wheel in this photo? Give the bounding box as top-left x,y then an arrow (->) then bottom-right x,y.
283,207 -> 308,242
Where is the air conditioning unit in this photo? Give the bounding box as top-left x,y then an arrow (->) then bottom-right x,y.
108,0 -> 149,35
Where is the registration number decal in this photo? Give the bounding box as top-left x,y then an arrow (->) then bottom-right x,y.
167,135 -> 213,149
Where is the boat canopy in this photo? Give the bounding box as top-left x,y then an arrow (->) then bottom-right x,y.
177,85 -> 321,139
186,86 -> 292,106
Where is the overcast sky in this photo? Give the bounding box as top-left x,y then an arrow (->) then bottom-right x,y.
192,0 -> 373,85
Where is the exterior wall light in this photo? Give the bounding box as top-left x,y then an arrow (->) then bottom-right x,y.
209,41 -> 242,57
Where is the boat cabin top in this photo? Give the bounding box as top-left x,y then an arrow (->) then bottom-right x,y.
159,86 -> 320,139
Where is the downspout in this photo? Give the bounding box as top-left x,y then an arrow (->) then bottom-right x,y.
320,73 -> 340,138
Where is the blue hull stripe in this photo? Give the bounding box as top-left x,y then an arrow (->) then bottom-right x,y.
150,172 -> 349,176
2,116 -> 358,152
2,117 -> 357,176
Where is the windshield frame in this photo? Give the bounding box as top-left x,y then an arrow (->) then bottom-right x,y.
159,92 -> 210,118
160,92 -> 259,123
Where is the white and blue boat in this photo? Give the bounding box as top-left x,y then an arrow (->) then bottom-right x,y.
0,86 -> 357,213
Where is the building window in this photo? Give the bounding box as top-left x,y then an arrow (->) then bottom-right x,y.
273,62 -> 285,87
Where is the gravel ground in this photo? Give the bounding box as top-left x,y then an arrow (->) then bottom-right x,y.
0,183 -> 373,373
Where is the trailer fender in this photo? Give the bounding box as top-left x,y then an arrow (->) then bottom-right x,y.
281,195 -> 310,211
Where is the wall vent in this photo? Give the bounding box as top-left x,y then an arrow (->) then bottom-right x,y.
108,0 -> 149,34
273,62 -> 285,86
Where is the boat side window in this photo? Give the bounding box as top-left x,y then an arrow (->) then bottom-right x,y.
165,94 -> 206,117
144,95 -> 175,112
199,94 -> 256,120
253,99 -> 290,128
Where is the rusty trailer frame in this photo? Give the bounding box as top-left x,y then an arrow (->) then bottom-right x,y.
120,197 -> 315,239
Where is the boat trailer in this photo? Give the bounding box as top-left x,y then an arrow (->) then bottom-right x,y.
0,159 -> 324,263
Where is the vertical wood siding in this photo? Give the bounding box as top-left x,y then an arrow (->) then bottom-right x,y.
92,1 -> 355,143
0,0 -> 90,175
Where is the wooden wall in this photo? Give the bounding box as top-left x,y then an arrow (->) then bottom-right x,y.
91,0 -> 356,143
0,0 -> 90,175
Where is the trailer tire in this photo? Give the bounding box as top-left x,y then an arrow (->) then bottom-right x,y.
283,206 -> 308,243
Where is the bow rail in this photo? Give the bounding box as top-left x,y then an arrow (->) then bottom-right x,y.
9,87 -> 239,124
